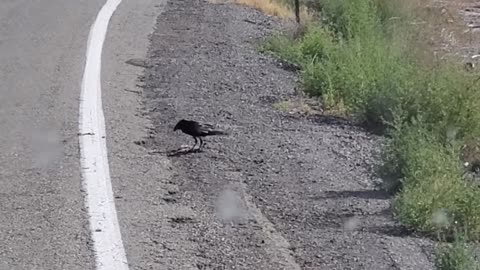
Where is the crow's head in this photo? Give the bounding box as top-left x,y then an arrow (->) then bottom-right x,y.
174,119 -> 187,131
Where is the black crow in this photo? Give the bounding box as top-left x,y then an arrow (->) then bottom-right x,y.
173,119 -> 228,151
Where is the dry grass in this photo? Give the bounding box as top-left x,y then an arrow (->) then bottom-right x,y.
236,0 -> 292,18
234,0 -> 312,21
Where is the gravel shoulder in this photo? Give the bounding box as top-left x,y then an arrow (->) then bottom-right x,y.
138,0 -> 438,268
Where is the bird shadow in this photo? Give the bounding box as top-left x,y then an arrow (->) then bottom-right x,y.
168,148 -> 203,157
148,147 -> 203,157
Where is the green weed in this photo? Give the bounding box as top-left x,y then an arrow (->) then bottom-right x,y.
261,0 -> 480,243
436,234 -> 480,270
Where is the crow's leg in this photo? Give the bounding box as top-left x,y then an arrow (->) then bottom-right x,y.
190,137 -> 198,151
199,137 -> 204,150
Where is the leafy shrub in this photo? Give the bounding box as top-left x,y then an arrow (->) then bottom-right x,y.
388,124 -> 480,238
436,235 -> 480,270
262,0 -> 480,242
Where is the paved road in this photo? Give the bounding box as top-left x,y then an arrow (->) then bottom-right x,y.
0,1 -> 162,269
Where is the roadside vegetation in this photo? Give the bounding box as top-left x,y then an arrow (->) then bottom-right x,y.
236,0 -> 480,268
436,234 -> 480,270
235,0 -> 312,21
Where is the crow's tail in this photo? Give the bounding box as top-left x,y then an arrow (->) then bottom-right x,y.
207,130 -> 229,136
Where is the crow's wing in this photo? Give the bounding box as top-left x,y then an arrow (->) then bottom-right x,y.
197,123 -> 216,133
197,122 -> 228,136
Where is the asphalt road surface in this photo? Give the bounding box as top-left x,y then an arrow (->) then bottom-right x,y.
0,1 -> 163,269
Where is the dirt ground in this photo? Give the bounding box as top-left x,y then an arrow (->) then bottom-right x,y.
137,0 -> 440,269
427,0 -> 480,63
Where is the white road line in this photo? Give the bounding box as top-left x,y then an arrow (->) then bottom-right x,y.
78,0 -> 128,269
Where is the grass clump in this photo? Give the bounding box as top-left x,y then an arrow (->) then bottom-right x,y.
436,235 -> 480,270
261,0 -> 480,243
261,33 -> 303,64
385,122 -> 480,238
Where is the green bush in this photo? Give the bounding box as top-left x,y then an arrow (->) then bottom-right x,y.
413,64 -> 480,143
262,0 -> 480,243
436,236 -> 480,270
260,33 -> 303,65
319,0 -> 381,40
298,25 -> 335,61
300,31 -> 419,128
385,123 -> 480,238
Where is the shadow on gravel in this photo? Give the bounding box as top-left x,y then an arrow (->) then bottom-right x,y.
309,114 -> 388,135
148,148 -> 203,157
313,208 -> 413,237
366,224 -> 414,237
308,114 -> 356,128
166,149 -> 199,157
313,190 -> 391,200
